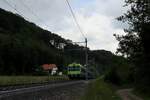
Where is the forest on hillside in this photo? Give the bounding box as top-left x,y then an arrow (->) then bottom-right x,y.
0,8 -> 129,76
0,0 -> 150,99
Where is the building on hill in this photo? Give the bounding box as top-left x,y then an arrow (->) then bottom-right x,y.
42,64 -> 58,75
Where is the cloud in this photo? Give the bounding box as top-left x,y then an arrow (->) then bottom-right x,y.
53,0 -> 127,52
95,0 -> 127,17
0,0 -> 128,52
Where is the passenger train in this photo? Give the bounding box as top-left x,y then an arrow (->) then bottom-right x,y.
67,63 -> 94,79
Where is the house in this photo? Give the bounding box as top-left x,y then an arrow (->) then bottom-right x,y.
42,64 -> 58,75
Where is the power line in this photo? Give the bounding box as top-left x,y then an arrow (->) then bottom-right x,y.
18,0 -> 50,29
3,0 -> 29,20
65,0 -> 88,80
65,0 -> 86,39
3,0 -> 50,29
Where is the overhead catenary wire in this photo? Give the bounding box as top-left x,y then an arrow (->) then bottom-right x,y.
3,0 -> 86,39
3,0 -> 50,29
65,0 -> 86,39
18,0 -> 50,29
65,0 -> 88,80
3,0 -> 29,20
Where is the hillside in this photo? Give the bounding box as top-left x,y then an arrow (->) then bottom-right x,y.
0,8 -> 126,75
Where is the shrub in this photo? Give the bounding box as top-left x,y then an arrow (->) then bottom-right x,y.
104,67 -> 121,85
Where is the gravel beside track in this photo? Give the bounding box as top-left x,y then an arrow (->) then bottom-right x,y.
0,80 -> 88,100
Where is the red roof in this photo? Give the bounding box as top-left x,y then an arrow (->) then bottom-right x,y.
42,64 -> 57,71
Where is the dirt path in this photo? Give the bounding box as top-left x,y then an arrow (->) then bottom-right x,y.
117,89 -> 143,100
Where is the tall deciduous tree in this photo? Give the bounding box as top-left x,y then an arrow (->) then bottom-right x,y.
115,0 -> 150,91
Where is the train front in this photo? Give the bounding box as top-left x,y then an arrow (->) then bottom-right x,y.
67,63 -> 83,79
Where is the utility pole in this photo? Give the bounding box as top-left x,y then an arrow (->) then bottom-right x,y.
64,38 -> 88,79
85,38 -> 88,80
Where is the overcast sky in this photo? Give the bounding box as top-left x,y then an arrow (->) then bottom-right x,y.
0,0 -> 128,52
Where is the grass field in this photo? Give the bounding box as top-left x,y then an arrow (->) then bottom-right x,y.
81,78 -> 121,100
0,76 -> 69,86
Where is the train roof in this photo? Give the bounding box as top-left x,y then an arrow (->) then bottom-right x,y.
68,63 -> 83,67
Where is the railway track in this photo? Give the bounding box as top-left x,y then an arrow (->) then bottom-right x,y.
0,80 -> 86,99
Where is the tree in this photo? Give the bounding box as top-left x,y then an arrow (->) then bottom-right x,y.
115,0 -> 150,92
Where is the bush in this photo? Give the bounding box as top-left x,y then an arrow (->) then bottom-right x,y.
33,65 -> 49,76
104,67 -> 121,85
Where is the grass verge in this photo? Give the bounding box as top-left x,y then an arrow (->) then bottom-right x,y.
81,78 -> 121,100
0,76 -> 69,86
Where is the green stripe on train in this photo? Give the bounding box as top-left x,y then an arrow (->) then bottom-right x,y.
68,71 -> 81,75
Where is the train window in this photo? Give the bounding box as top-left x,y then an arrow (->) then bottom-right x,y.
70,67 -> 72,71
77,67 -> 80,71
69,67 -> 73,71
68,67 -> 71,71
75,67 -> 80,71
68,66 -> 81,71
73,66 -> 75,70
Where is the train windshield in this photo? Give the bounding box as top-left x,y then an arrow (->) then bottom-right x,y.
68,66 -> 80,71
